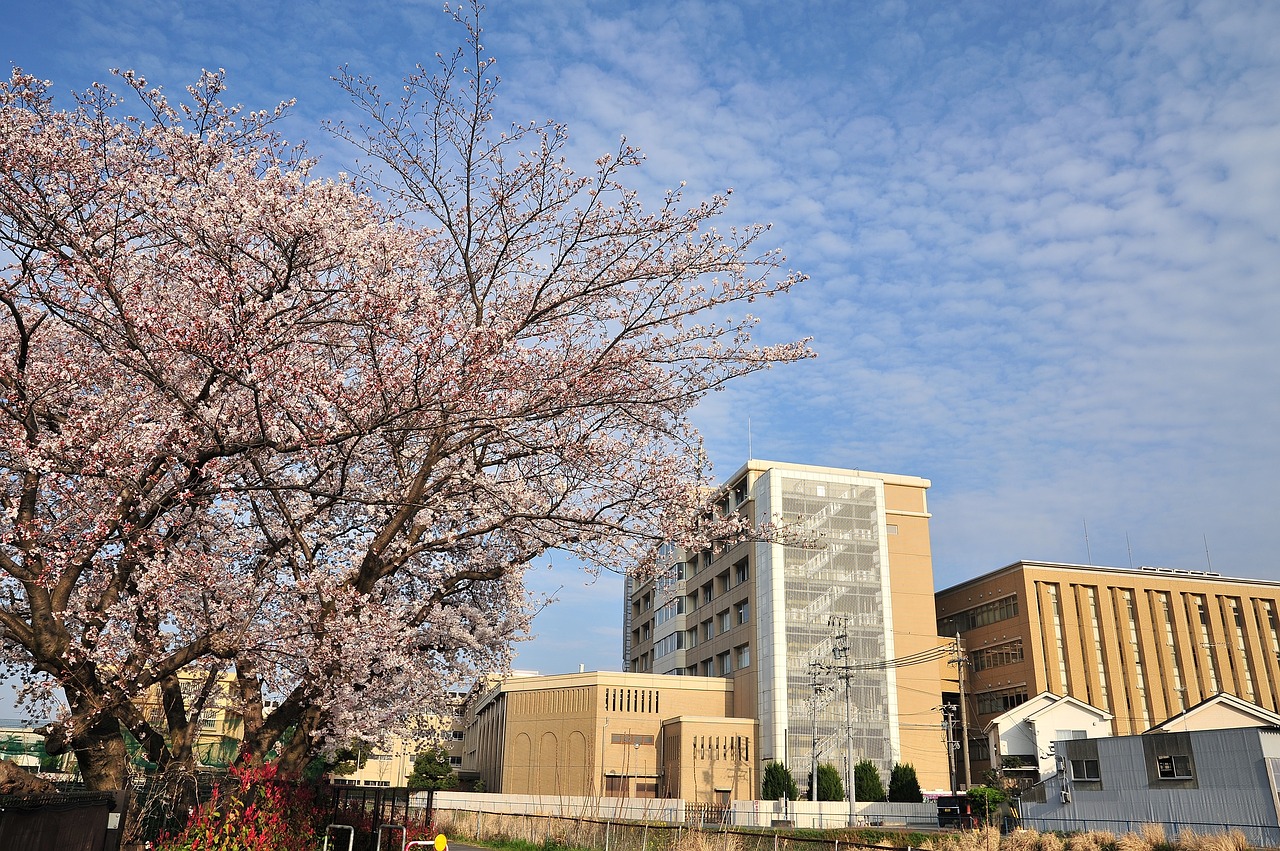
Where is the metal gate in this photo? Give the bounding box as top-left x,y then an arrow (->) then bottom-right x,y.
0,790 -> 129,851
327,785 -> 435,851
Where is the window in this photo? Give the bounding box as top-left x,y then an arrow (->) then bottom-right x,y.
734,560 -> 749,585
937,594 -> 1019,635
972,640 -> 1023,671
976,687 -> 1029,715
451,730 -> 464,740
736,644 -> 750,669
655,632 -> 684,658
702,582 -> 713,603
702,619 -> 713,641
1157,755 -> 1192,780
718,651 -> 732,676
701,660 -> 713,676
655,598 -> 684,626
716,571 -> 730,595
688,590 -> 699,609
718,610 -> 732,634
1070,759 -> 1100,781
449,756 -> 463,767
735,600 -> 749,625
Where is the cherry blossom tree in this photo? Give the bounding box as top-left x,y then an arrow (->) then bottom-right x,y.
0,5 -> 809,799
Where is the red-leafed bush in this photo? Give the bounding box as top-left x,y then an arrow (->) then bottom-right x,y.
155,764 -> 323,851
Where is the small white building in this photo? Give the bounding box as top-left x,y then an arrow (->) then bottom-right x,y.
1021,725 -> 1280,848
986,692 -> 1112,784
1146,691 -> 1280,734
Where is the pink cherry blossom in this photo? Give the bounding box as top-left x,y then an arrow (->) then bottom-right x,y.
0,4 -> 810,797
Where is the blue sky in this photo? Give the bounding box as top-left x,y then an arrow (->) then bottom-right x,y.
2,0 -> 1277,681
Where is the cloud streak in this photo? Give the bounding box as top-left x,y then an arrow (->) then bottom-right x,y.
3,0 -> 1276,676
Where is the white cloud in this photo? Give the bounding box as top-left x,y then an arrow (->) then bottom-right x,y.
4,0 -> 1276,683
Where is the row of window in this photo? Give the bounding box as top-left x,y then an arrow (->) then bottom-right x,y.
688,560 -> 749,609
1070,754 -> 1191,782
938,594 -> 1019,636
975,686 -> 1029,715
691,734 -> 750,761
971,639 -> 1024,672
631,560 -> 751,656
691,601 -> 749,646
655,598 -> 684,626
681,644 -> 751,677
602,688 -> 660,714
655,632 -> 683,659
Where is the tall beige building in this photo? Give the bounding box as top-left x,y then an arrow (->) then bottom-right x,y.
625,460 -> 953,794
935,560 -> 1280,776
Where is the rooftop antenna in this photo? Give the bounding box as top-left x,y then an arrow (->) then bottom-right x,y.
1083,519 -> 1093,565
747,415 -> 752,461
1126,532 -> 1134,569
1203,534 -> 1213,572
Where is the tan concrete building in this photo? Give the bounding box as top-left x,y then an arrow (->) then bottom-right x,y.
461,670 -> 756,803
328,687 -> 473,788
134,670 -> 244,769
625,460 -> 954,795
935,560 -> 1280,777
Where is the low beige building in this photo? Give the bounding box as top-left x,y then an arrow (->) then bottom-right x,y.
462,670 -> 756,803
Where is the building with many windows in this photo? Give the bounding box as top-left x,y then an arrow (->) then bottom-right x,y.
624,460 -> 954,794
935,560 -> 1280,778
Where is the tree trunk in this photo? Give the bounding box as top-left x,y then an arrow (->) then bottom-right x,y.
70,713 -> 131,791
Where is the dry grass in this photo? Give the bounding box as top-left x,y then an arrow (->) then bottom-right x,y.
920,825 -> 1003,851
1065,830 -> 1114,851
433,808 -> 1261,851
1175,828 -> 1251,851
669,830 -> 743,851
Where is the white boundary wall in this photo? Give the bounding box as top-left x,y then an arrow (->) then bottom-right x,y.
423,791 -> 937,829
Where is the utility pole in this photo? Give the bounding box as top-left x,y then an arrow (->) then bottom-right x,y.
954,634 -> 970,787
809,663 -> 821,802
844,666 -> 855,825
941,703 -> 957,796
830,619 -> 856,827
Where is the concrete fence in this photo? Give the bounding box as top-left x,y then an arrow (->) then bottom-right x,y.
424,790 -> 937,829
